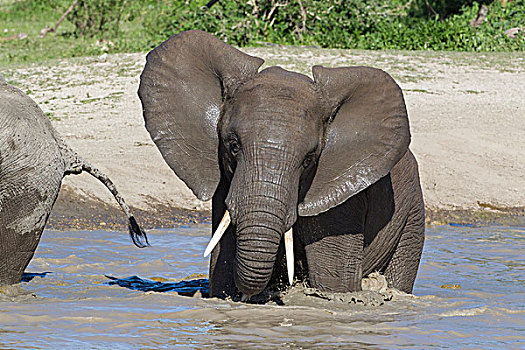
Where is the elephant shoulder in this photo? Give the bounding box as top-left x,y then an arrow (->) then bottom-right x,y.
390,150 -> 420,181
389,149 -> 423,204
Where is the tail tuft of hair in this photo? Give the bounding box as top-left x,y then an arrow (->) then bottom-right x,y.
128,216 -> 150,248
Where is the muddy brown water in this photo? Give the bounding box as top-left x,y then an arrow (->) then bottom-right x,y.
0,224 -> 523,349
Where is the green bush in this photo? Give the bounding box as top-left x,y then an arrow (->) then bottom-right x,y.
70,0 -> 128,37
0,0 -> 523,65
145,0 -> 524,51
143,1 -> 413,47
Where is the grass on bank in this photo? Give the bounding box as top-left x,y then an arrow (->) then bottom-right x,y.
0,0 -> 153,65
0,0 -> 524,66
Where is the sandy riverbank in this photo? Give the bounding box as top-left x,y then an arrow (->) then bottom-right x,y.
2,48 -> 524,228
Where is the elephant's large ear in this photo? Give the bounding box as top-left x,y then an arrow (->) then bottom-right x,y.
298,66 -> 410,216
138,30 -> 264,201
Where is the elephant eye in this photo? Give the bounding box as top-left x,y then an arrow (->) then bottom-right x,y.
302,153 -> 315,169
228,138 -> 241,155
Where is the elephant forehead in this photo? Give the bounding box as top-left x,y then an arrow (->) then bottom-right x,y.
229,85 -> 322,123
235,70 -> 320,110
227,98 -> 321,136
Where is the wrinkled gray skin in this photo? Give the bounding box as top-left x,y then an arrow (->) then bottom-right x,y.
0,78 -> 148,286
139,30 -> 425,300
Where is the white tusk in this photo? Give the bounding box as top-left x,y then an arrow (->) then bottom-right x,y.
284,228 -> 294,285
203,210 -> 231,257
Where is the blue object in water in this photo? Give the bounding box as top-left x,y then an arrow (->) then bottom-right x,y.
21,272 -> 52,282
105,275 -> 209,297
449,222 -> 476,228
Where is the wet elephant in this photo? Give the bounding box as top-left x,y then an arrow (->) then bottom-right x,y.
0,77 -> 148,286
138,30 -> 425,300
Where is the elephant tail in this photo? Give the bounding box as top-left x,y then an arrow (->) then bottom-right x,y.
79,160 -> 150,248
55,134 -> 149,248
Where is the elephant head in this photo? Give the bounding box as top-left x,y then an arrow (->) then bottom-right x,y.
139,30 -> 409,297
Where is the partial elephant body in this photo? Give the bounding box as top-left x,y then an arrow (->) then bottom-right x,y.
0,80 -> 148,286
295,150 -> 424,294
209,150 -> 424,297
139,30 -> 425,300
0,83 -> 64,284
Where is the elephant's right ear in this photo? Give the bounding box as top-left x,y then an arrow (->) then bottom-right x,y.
138,30 -> 264,201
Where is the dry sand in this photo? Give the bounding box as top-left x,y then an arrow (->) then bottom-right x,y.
2,48 -> 524,227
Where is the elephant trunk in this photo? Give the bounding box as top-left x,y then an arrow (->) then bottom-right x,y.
230,180 -> 295,297
235,211 -> 284,296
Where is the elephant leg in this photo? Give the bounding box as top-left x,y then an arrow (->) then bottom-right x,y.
383,201 -> 425,293
0,244 -> 38,285
297,192 -> 367,293
209,224 -> 236,298
0,225 -> 44,285
208,182 -> 237,298
304,232 -> 365,292
0,190 -> 53,285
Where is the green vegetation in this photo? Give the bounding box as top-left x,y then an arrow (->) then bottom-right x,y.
147,0 -> 525,51
0,0 -> 523,65
0,0 -> 154,64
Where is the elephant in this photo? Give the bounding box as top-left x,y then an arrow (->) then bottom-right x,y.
0,76 -> 149,286
138,30 -> 425,300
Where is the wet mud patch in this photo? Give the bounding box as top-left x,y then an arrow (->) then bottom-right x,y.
0,284 -> 37,302
48,187 -> 211,231
301,288 -> 393,307
104,272 -> 401,308
47,187 -> 525,232
281,272 -> 406,308
425,207 -> 525,226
